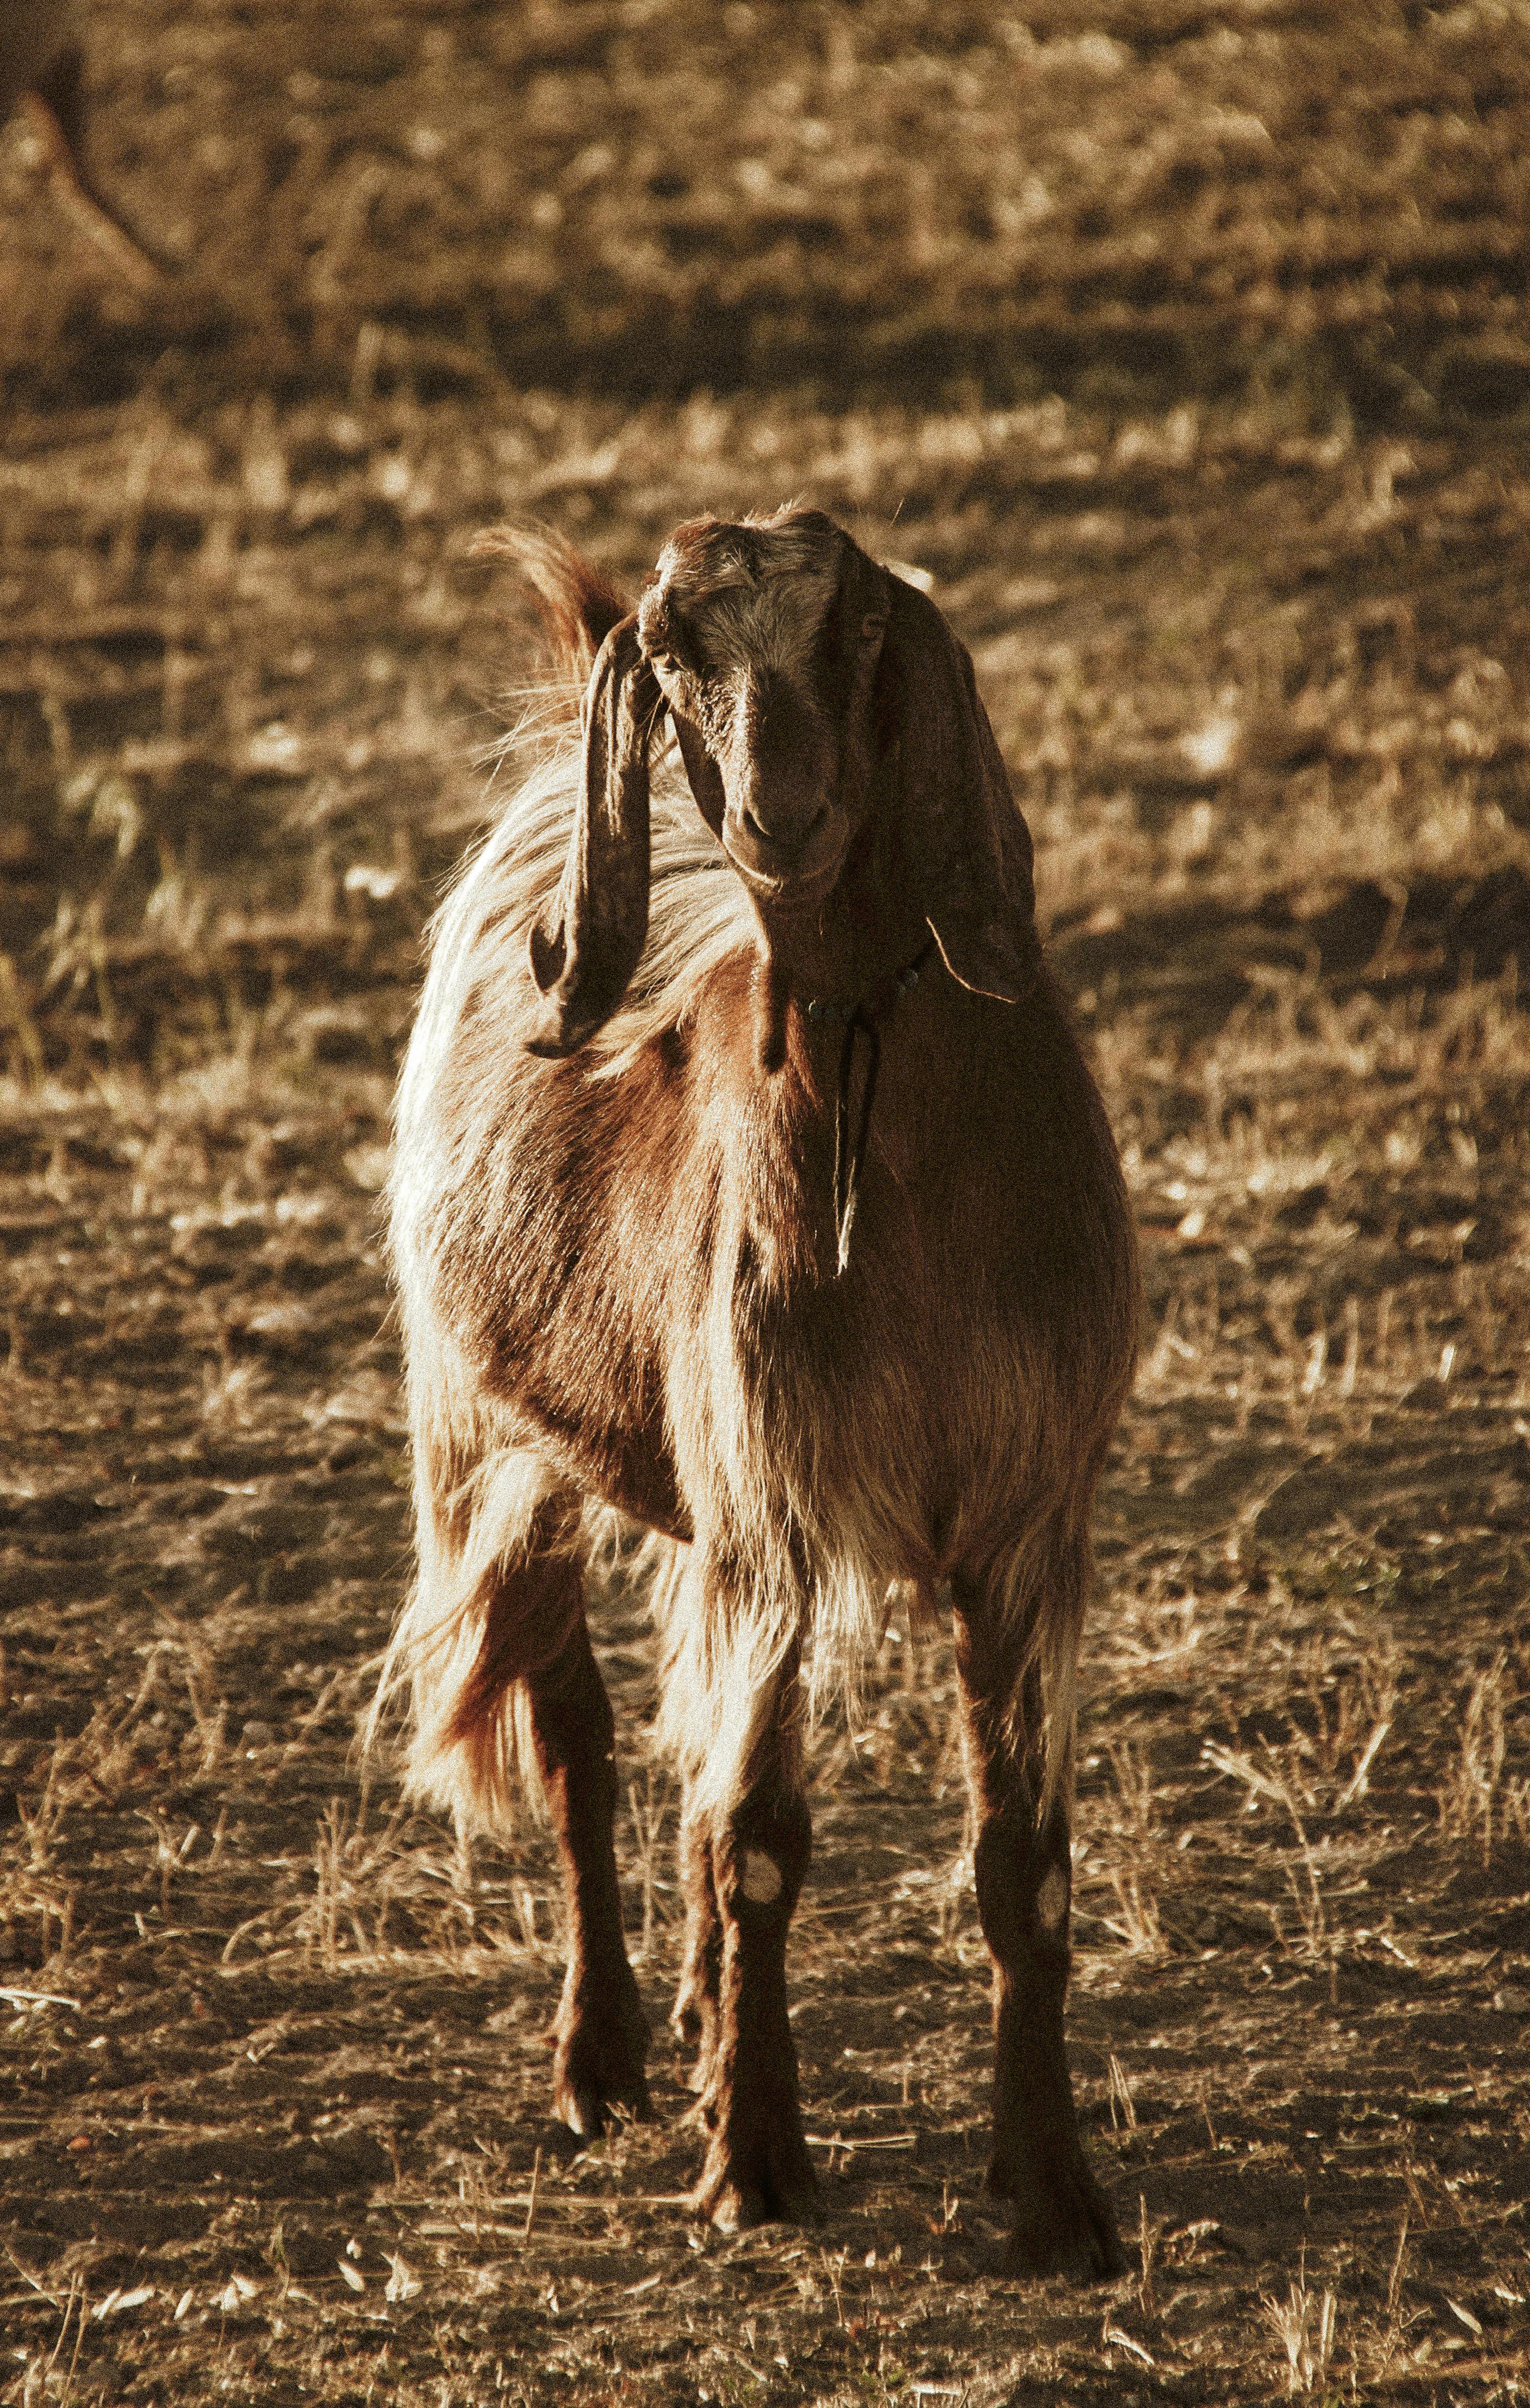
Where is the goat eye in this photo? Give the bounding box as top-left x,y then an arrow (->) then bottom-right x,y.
860,614 -> 887,644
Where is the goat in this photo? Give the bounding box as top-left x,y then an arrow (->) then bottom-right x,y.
3,1 -> 162,287
381,509 -> 1139,2275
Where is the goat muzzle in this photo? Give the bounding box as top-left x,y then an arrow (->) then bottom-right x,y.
721,798 -> 848,897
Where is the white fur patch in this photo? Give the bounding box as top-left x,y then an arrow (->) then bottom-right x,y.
1036,1863 -> 1069,1931
740,1849 -> 783,1904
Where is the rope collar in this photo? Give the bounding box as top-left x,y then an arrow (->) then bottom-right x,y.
802,937 -> 936,1276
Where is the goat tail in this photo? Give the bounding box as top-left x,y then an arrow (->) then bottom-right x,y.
652,1549 -> 811,1817
471,520 -> 631,694
959,1504 -> 1099,1822
365,1443 -> 585,1837
1033,1580 -> 1082,1820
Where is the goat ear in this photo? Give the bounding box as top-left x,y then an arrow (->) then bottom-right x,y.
822,536 -> 896,744
876,575 -> 1039,1005
525,615 -> 663,1056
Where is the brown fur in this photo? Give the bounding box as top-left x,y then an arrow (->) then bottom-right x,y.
378,510 -> 1139,2269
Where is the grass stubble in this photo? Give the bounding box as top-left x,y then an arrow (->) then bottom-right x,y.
2,3 -> 1530,2401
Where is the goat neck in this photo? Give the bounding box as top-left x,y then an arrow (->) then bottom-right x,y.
743,811 -> 933,1075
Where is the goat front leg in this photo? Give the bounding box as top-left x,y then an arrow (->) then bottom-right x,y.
953,1565 -> 1124,2279
681,1677 -> 817,2230
525,1602 -> 651,2137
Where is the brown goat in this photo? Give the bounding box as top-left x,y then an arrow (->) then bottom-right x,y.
381,510 -> 1139,2274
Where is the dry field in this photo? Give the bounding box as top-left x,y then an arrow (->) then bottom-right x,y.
3,3 -> 1530,2402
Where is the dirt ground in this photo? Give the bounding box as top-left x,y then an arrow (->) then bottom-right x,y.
3,4 -> 1529,2403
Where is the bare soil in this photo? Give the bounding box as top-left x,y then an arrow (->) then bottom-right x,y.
3,5 -> 1529,2403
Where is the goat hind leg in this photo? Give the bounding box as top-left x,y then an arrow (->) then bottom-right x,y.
953,1558 -> 1124,2280
525,1601 -> 651,2137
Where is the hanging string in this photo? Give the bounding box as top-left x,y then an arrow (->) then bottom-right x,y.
831,1012 -> 880,1275
804,939 -> 934,1278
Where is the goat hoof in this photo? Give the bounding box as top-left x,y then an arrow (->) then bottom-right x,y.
551,1979 -> 651,2139
692,2169 -> 821,2233
701,2180 -> 770,2235
991,2149 -> 1126,2282
553,2051 -> 653,2134
554,2067 -> 653,2140
558,2083 -> 606,2142
688,2126 -> 821,2231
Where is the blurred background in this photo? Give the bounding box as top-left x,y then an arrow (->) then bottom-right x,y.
4,0 -> 1529,1030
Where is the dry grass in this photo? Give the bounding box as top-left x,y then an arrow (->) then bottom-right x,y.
1263,2260 -> 1338,2398
2,2 -> 1529,2402
5,0 -> 1530,413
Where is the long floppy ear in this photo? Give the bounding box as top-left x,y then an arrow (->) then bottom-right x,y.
524,615 -> 663,1057
877,575 -> 1039,1004
820,534 -> 897,803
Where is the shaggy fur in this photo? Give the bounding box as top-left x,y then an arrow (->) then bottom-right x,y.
377,509 -> 1139,2265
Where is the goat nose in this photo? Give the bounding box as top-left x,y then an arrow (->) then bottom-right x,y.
741,800 -> 828,851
